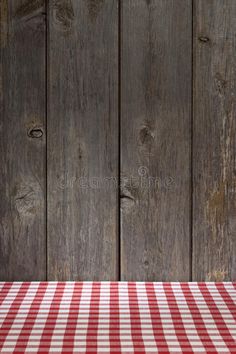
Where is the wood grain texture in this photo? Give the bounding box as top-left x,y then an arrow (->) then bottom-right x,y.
0,0 -> 46,280
193,0 -> 236,281
120,0 -> 192,281
47,0 -> 118,280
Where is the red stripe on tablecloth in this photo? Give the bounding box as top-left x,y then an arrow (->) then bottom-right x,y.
14,282 -> 48,352
145,282 -> 169,351
128,282 -> 145,352
0,283 -> 13,306
181,283 -> 216,351
38,282 -> 66,351
62,282 -> 83,351
215,283 -> 236,322
163,283 -> 192,352
109,282 -> 121,352
0,283 -> 30,351
86,282 -> 101,351
199,283 -> 236,352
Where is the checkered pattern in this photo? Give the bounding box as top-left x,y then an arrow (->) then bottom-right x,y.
0,282 -> 236,353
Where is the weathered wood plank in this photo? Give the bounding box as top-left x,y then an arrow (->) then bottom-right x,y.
0,0 -> 46,280
47,0 -> 118,280
120,0 -> 192,281
193,0 -> 236,281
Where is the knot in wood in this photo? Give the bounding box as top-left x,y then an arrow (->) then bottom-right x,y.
120,184 -> 136,212
139,126 -> 154,146
198,36 -> 210,43
28,127 -> 43,138
14,182 -> 41,217
52,0 -> 75,32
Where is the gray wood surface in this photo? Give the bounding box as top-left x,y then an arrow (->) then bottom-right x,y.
120,0 -> 192,281
1,0 -> 235,282
0,0 -> 46,280
193,0 -> 236,281
47,0 -> 119,280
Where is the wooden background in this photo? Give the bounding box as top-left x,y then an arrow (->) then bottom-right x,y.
0,0 -> 236,281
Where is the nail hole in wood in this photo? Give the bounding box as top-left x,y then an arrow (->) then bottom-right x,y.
27,127 -> 43,138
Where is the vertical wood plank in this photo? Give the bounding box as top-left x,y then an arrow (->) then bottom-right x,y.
121,0 -> 192,281
47,0 -> 118,280
0,0 -> 46,280
193,0 -> 236,281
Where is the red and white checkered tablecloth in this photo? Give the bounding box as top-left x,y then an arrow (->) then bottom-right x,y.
0,282 -> 236,353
